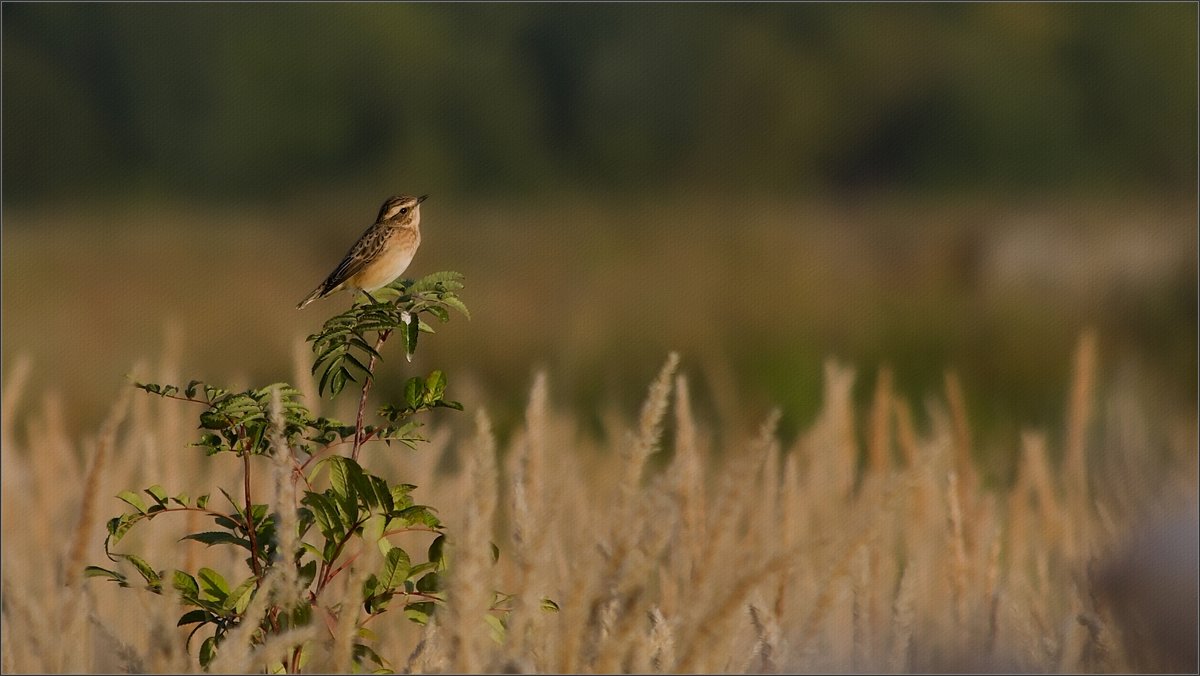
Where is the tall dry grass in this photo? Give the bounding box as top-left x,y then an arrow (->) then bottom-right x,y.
1,331 -> 1195,673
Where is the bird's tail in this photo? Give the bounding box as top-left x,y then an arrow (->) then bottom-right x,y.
296,285 -> 326,309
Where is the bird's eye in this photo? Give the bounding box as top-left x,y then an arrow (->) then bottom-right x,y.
400,207 -> 408,214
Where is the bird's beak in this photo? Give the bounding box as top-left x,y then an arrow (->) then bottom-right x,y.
418,194 -> 429,204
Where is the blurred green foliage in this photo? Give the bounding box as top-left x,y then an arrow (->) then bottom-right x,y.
4,3 -> 1195,205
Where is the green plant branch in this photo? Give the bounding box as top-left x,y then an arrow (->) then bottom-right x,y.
315,517 -> 368,595
352,328 -> 392,462
241,436 -> 264,582
381,527 -> 441,538
93,272 -> 471,672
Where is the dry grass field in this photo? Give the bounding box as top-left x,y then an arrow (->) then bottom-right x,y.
1,197 -> 1196,673
2,332 -> 1196,672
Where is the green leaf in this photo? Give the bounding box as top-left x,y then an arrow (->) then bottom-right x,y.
415,572 -> 440,593
197,567 -> 230,602
380,548 -> 410,589
298,559 -> 318,587
424,370 -> 447,401
199,636 -> 217,668
123,554 -> 163,592
404,314 -> 420,362
83,565 -> 128,586
116,490 -> 148,514
226,576 -> 256,614
353,643 -> 385,668
405,602 -> 434,625
105,514 -> 142,547
173,570 -> 200,601
428,534 -> 447,570
362,514 -> 387,552
200,409 -> 233,430
396,505 -> 440,528
425,305 -> 450,323
196,494 -> 210,509
484,614 -> 506,644
440,295 -> 471,320
355,472 -> 394,514
541,597 -> 561,612
404,377 -> 422,409
177,609 -> 209,626
328,456 -> 358,501
182,531 -> 252,550
304,493 -> 345,542
145,485 -> 168,505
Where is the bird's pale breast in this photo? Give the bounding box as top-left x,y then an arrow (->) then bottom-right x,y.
350,227 -> 420,291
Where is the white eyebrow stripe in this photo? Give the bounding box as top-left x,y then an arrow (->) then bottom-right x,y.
382,202 -> 409,220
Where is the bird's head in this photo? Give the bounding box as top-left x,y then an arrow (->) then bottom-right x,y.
377,194 -> 428,225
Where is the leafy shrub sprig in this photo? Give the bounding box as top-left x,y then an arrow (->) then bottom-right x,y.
86,273 -> 470,672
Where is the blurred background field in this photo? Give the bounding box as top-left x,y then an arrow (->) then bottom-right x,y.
3,2 -> 1196,452
1,4 -> 1197,672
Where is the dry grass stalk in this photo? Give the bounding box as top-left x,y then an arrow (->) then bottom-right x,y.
647,605 -> 676,673
1018,430 -> 1061,543
65,388 -> 132,589
813,359 -> 858,501
623,352 -> 680,494
946,470 -> 970,629
4,342 -> 1187,674
943,370 -> 979,499
448,409 -> 500,674
887,563 -> 916,673
746,603 -> 780,674
893,396 -> 920,469
1064,329 -> 1098,557
669,374 -> 707,589
0,354 -> 33,453
268,387 -> 305,598
868,366 -> 895,475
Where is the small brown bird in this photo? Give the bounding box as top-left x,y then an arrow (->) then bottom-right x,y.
297,194 -> 427,309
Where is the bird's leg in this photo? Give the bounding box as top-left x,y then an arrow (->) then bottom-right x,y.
362,290 -> 382,306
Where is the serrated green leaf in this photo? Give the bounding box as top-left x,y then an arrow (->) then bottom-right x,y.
227,576 -> 256,614
440,295 -> 471,320
424,370 -> 447,400
197,567 -> 230,601
380,548 -> 410,589
173,570 -> 200,600
122,554 -> 163,592
396,505 -> 440,528
425,305 -> 449,323
182,531 -> 252,550
404,378 -> 422,409
83,565 -> 127,585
